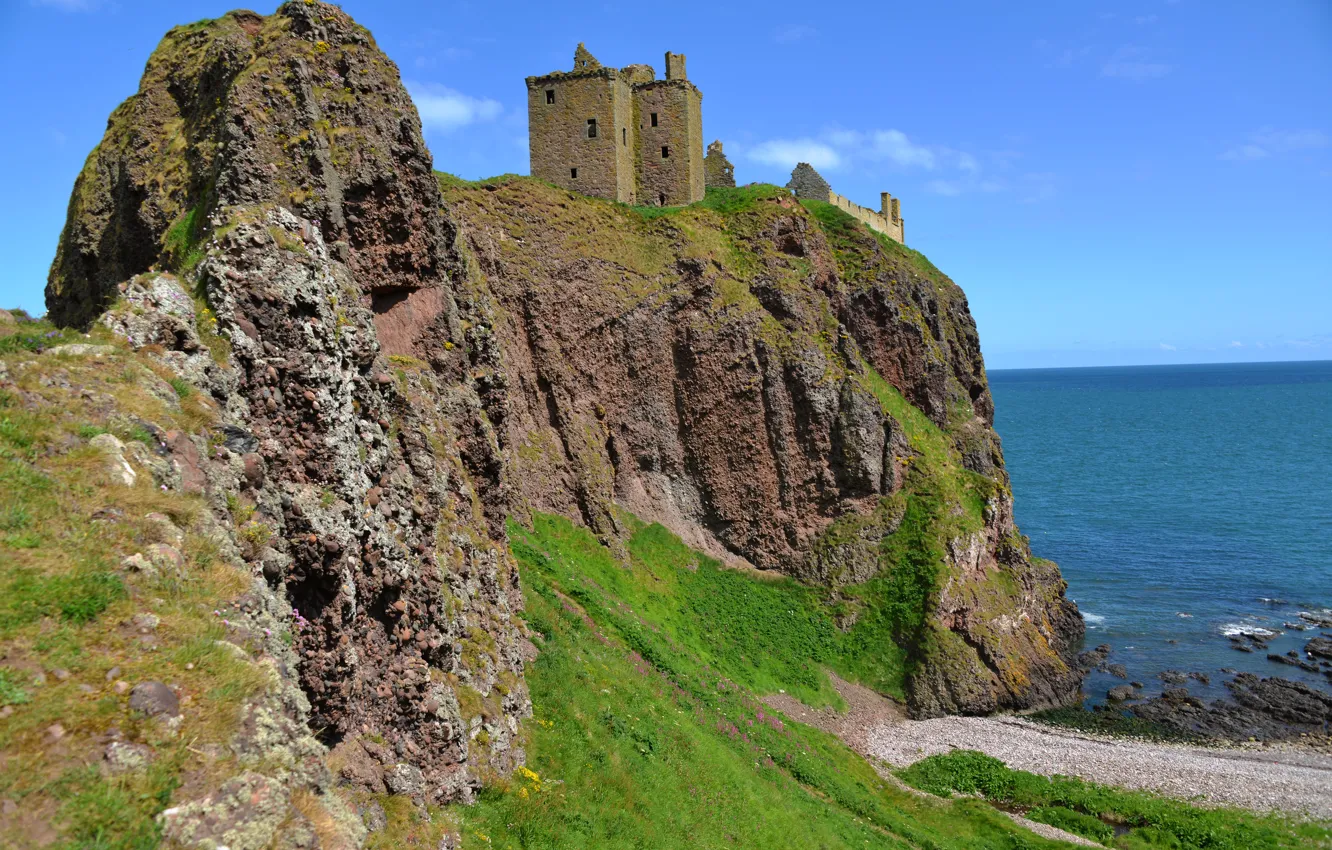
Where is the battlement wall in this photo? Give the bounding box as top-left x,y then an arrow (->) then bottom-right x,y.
786,162 -> 904,244
827,190 -> 904,244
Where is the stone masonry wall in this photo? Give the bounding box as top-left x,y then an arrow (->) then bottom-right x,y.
786,162 -> 831,202
704,140 -> 735,188
634,81 -> 704,206
788,163 -> 904,244
828,190 -> 905,244
528,46 -> 703,207
526,71 -> 631,203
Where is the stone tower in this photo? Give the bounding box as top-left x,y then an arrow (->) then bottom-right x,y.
526,45 -> 705,206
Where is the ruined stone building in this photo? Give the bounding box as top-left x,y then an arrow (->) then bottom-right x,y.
526,44 -> 705,206
704,140 -> 735,189
788,162 -> 905,244
525,47 -> 905,238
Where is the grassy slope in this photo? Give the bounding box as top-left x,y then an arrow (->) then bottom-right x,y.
452,512 -> 1066,850
443,513 -> 1328,850
0,316 -> 269,849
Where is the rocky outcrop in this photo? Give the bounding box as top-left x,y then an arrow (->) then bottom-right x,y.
47,11 -> 1081,836
46,0 -> 529,813
1131,673 -> 1332,741
443,178 -> 1083,717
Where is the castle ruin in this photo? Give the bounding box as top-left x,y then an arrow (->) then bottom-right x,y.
787,162 -> 905,244
525,47 -> 905,242
527,44 -> 704,206
704,140 -> 735,189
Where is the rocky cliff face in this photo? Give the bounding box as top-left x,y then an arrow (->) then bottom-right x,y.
44,3 -> 1081,831
46,1 -> 529,812
443,179 -> 1083,717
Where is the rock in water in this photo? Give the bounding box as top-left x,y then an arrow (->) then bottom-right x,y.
1307,636 -> 1332,659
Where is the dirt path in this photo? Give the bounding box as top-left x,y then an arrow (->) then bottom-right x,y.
764,672 -> 1332,820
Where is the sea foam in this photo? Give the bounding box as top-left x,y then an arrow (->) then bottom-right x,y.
1220,624 -> 1278,638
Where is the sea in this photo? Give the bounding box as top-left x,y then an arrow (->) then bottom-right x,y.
988,360 -> 1332,705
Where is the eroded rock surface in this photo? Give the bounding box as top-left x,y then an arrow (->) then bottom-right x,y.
46,0 -> 528,813
444,178 -> 1083,717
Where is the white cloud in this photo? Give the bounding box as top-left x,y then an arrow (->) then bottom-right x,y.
1159,343 -> 1177,351
748,127 -> 1048,200
748,139 -> 842,170
407,82 -> 502,133
927,177 -> 1004,197
1134,14 -> 1159,25
1229,341 -> 1243,348
1220,128 -> 1327,161
1101,46 -> 1172,81
821,129 -> 937,169
773,25 -> 816,44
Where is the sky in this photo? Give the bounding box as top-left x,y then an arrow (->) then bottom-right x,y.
1,0 -> 1328,369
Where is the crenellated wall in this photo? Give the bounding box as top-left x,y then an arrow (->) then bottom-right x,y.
827,190 -> 905,244
787,162 -> 905,244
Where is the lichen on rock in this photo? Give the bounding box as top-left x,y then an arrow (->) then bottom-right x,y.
45,0 -> 530,824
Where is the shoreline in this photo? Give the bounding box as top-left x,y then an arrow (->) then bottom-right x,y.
765,671 -> 1332,820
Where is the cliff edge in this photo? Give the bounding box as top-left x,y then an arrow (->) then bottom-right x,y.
442,178 -> 1083,716
31,1 -> 1082,845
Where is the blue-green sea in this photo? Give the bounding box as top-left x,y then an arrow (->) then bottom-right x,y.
989,360 -> 1332,704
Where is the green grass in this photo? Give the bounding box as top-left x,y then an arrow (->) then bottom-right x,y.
0,324 -> 84,355
629,183 -> 791,220
0,666 -> 31,706
454,515 -> 1076,849
511,512 -> 845,707
51,755 -> 183,850
161,204 -> 207,273
0,567 -> 125,635
0,323 -> 274,848
800,198 -> 947,285
900,750 -> 1329,849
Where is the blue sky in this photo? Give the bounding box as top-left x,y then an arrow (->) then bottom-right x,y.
1,0 -> 1328,368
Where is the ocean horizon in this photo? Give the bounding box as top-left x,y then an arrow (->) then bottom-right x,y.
989,359 -> 1332,704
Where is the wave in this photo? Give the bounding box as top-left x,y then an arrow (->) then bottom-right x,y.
1220,623 -> 1278,638
1083,612 -> 1106,626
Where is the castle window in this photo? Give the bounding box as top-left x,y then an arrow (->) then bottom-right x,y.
571,168 -> 577,178
586,118 -> 598,139
661,146 -> 670,159
545,89 -> 555,104
650,112 -> 658,127
622,128 -> 627,146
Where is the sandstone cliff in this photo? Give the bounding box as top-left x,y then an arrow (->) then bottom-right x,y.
39,1 -> 1082,841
